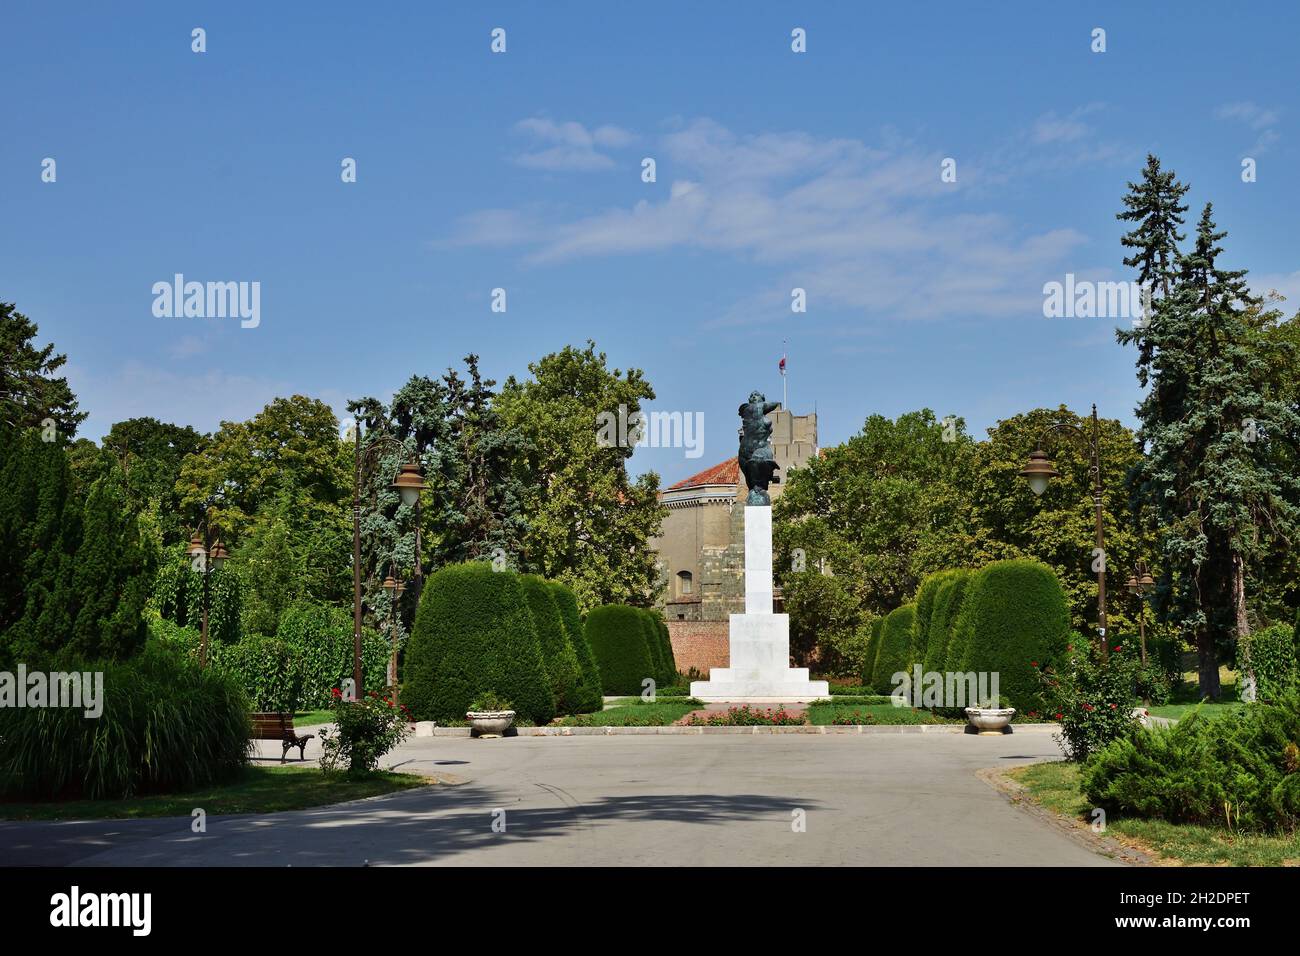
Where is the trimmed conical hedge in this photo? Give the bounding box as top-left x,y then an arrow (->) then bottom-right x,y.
637,609 -> 667,686
912,570 -> 960,666
584,604 -> 656,696
402,562 -> 555,723
652,611 -> 678,684
549,581 -> 602,712
872,604 -> 916,693
864,616 -> 885,689
520,574 -> 583,715
949,558 -> 1069,710
924,569 -> 971,676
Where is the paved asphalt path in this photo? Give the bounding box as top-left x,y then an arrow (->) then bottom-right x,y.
0,730 -> 1116,867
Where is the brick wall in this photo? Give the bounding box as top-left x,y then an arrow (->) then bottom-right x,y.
668,620 -> 729,676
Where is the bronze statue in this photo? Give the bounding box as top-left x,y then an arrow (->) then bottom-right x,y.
738,391 -> 781,505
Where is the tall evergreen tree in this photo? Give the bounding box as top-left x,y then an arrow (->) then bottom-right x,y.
1117,172 -> 1300,697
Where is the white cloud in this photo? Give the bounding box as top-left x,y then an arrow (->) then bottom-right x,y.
513,117 -> 635,171
449,117 -> 1095,325
1214,101 -> 1282,153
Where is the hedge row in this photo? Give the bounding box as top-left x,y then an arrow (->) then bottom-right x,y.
401,563 -> 603,723
864,559 -> 1070,711
584,605 -> 677,696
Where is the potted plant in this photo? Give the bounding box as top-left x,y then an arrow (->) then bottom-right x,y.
467,692 -> 516,738
964,695 -> 1016,735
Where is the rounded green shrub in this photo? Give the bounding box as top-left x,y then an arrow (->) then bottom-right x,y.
520,574 -> 583,715
585,604 -> 656,696
549,581 -> 602,712
0,645 -> 251,800
925,570 -> 971,676
402,563 -> 555,724
872,604 -> 916,694
949,558 -> 1069,711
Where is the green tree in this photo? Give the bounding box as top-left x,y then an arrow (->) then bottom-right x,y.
967,407 -> 1143,637
496,342 -> 666,611
775,409 -> 977,622
0,302 -> 86,437
1117,172 -> 1300,697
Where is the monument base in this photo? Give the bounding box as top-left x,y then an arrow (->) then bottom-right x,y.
689,612 -> 830,703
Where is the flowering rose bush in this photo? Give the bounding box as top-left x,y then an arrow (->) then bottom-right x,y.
686,705 -> 804,726
1039,642 -> 1142,761
318,690 -> 411,775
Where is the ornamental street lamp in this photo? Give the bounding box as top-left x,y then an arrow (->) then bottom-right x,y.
351,424 -> 427,698
186,506 -> 228,668
1020,403 -> 1111,658
382,570 -> 407,702
1125,559 -> 1157,666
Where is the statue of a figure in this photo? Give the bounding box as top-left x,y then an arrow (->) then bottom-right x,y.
738,391 -> 781,505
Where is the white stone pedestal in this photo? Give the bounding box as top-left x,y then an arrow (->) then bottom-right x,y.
690,506 -> 830,703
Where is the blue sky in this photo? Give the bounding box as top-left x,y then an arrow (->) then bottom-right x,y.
2,1 -> 1297,486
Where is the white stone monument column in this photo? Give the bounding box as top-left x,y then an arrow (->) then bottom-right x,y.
689,506 -> 830,702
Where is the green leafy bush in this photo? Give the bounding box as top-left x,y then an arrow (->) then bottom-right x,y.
318,690 -> 410,776
275,602 -> 388,706
1082,697 -> 1300,832
218,635 -> 305,712
0,645 -> 251,800
584,604 -> 656,696
154,550 -> 244,646
549,581 -> 602,712
520,574 -> 583,715
402,563 -> 555,723
950,558 -> 1069,712
1109,636 -> 1173,706
871,604 -> 916,693
1040,642 -> 1142,760
925,570 -> 971,676
1247,623 -> 1299,702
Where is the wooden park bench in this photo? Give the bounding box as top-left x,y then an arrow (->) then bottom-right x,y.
250,712 -> 315,762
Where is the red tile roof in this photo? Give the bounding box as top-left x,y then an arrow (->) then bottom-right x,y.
666,457 -> 739,491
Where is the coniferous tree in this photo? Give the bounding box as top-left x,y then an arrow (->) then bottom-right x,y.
1117,167 -> 1300,697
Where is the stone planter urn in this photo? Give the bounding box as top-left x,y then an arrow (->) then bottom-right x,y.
467,710 -> 516,738
964,706 -> 1015,735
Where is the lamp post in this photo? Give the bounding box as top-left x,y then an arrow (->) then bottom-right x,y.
1125,559 -> 1156,665
352,424 -> 427,698
1020,403 -> 1110,658
382,570 -> 407,702
186,505 -> 228,668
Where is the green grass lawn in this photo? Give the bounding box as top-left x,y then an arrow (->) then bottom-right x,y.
557,700 -> 701,726
806,702 -> 962,725
1147,702 -> 1246,721
0,765 -> 428,821
293,709 -> 335,727
1010,760 -> 1300,866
